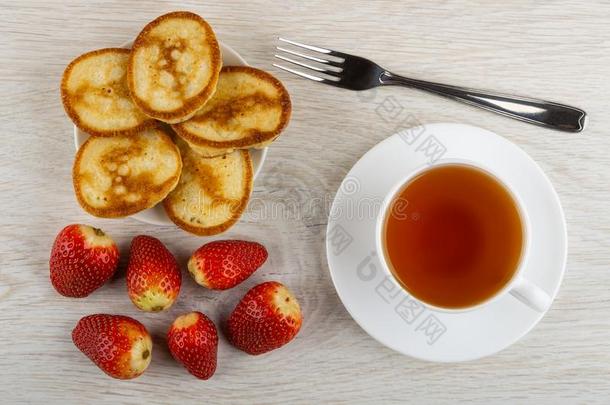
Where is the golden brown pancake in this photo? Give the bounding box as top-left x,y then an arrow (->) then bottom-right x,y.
127,11 -> 222,124
163,137 -> 252,235
61,48 -> 157,137
172,66 -> 291,157
73,128 -> 182,218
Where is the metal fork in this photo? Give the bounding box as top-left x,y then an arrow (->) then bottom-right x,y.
274,38 -> 586,133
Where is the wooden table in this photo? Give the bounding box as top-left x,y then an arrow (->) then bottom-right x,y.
2,1 -> 609,403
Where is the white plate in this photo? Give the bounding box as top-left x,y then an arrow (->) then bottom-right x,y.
326,123 -> 567,362
74,41 -> 267,226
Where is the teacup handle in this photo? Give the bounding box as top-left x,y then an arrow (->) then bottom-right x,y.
509,277 -> 552,312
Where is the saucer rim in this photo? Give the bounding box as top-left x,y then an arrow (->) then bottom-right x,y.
325,122 -> 568,362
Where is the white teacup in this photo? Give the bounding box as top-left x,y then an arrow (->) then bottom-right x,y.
375,159 -> 551,313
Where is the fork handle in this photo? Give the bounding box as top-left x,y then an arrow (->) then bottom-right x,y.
380,72 -> 586,132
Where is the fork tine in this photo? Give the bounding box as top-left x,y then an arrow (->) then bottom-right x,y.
276,46 -> 343,68
278,37 -> 332,55
274,54 -> 341,76
272,63 -> 341,86
278,38 -> 347,61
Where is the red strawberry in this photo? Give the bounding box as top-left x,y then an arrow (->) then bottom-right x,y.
167,312 -> 218,380
187,240 -> 267,290
49,224 -> 119,297
127,235 -> 181,312
72,314 -> 152,379
226,281 -> 302,355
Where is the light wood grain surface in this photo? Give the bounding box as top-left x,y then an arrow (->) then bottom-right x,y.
1,1 -> 609,403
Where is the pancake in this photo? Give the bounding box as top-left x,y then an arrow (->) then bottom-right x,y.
61,48 -> 157,137
127,11 -> 222,124
163,137 -> 252,235
73,128 -> 182,218
172,66 -> 291,157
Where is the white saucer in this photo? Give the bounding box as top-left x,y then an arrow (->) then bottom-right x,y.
326,123 -> 567,362
73,41 -> 267,226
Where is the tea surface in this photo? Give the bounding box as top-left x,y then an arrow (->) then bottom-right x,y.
384,164 -> 524,309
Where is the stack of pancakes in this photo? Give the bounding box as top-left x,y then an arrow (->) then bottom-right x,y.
62,11 -> 291,235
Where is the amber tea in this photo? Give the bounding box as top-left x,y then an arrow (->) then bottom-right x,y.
383,164 -> 525,309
